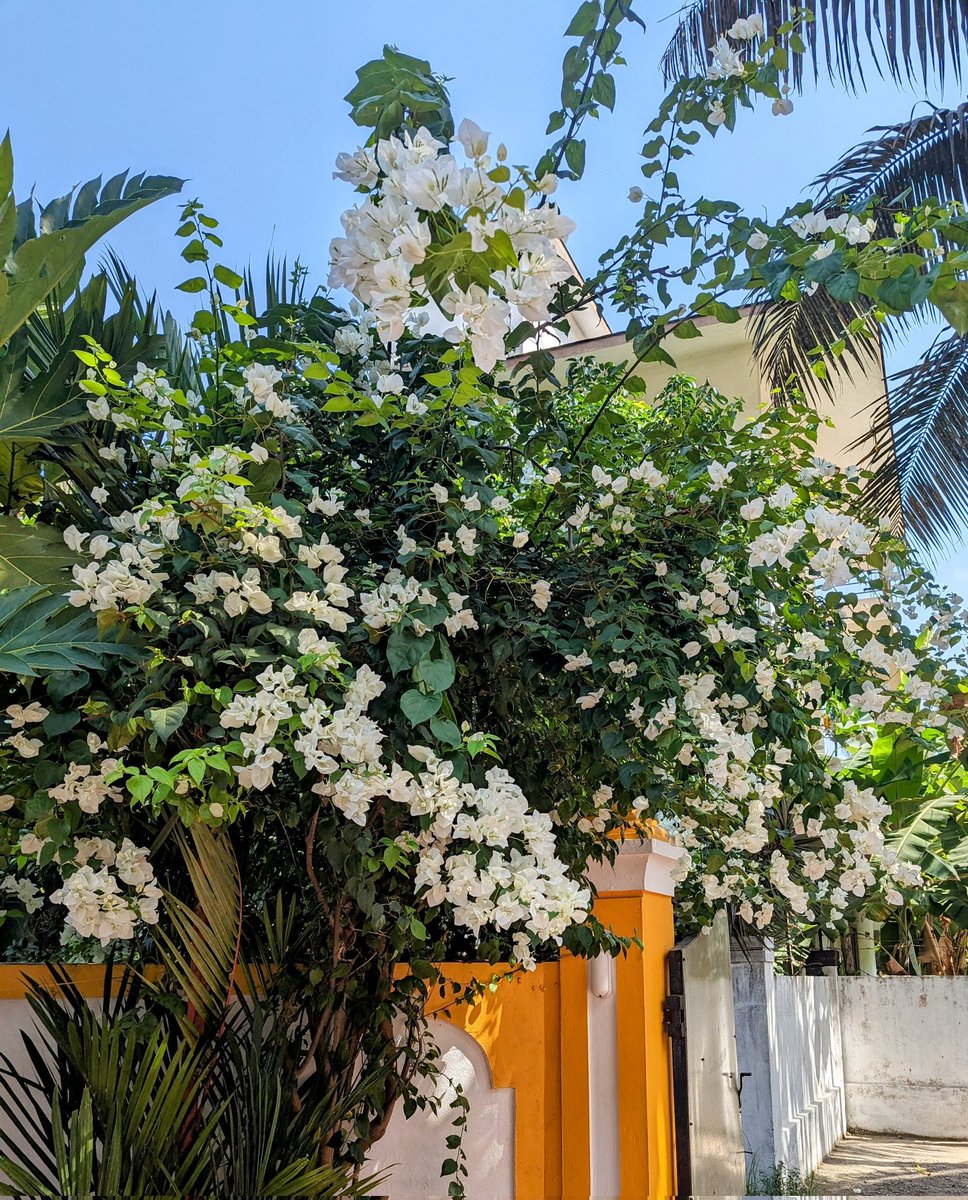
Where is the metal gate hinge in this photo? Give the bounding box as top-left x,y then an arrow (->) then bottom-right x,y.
662,993 -> 686,1039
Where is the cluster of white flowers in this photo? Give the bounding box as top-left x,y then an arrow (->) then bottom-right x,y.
0,875 -> 43,913
48,759 -> 124,814
49,837 -> 161,946
791,209 -> 877,247
3,700 -> 47,760
509,418 -> 965,930
329,120 -> 575,372
394,750 -> 589,964
66,527 -> 169,612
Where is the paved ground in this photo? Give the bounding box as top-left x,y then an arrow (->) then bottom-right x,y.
814,1132 -> 968,1196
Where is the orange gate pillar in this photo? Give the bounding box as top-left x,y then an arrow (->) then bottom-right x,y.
582,836 -> 686,1199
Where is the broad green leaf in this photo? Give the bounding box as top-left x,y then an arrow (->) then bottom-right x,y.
0,173 -> 184,348
824,268 -> 861,303
400,688 -> 442,725
213,264 -> 244,289
932,279 -> 968,336
415,651 -> 456,692
0,516 -> 77,588
0,329 -> 89,440
146,700 -> 189,742
592,72 -> 616,111
565,0 -> 600,38
430,716 -> 462,748
564,137 -> 586,179
0,586 -> 127,676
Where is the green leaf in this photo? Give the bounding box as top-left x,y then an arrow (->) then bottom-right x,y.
191,309 -> 217,334
0,586 -> 126,676
0,334 -> 88,440
400,688 -> 442,726
0,517 -> 78,588
176,276 -> 208,294
932,280 -> 968,336
146,700 -> 188,742
672,319 -> 703,340
213,264 -> 244,290
0,172 -> 184,349
824,268 -> 861,303
879,265 -> 933,312
592,73 -> 616,111
564,138 -> 586,179
430,717 -> 462,748
181,239 -> 207,263
127,773 -> 154,804
565,0 -> 600,37
415,652 -> 455,692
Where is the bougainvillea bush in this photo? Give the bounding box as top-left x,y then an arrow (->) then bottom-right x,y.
1,14 -> 968,1167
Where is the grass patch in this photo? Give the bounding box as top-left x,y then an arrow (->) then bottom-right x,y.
746,1158 -> 820,1196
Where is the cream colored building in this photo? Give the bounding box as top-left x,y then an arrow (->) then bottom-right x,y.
522,295 -> 891,470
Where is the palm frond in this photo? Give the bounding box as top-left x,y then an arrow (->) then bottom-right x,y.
749,104 -> 968,409
861,327 -> 968,547
749,290 -> 881,401
815,101 -> 968,207
154,822 -> 243,1035
660,0 -> 968,90
0,964 -> 217,1196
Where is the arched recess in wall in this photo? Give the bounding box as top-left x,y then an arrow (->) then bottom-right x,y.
366,1019 -> 515,1200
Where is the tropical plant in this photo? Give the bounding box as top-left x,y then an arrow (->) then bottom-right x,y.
0,134 -> 182,350
828,692 -> 968,970
660,0 -> 968,547
0,139 -> 182,686
0,826 -> 381,1196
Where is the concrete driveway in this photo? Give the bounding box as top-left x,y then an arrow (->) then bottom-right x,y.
814,1132 -> 968,1196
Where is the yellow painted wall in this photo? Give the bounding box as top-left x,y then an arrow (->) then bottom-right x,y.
0,880 -> 679,1199
428,962 -> 565,1198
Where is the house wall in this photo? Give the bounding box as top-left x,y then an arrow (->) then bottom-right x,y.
0,839 -> 685,1200
733,963 -> 968,1173
530,311 -> 890,471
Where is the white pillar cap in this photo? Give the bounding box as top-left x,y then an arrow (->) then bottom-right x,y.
585,837 -> 687,898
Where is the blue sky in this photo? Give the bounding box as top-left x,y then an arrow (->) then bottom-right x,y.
6,0 -> 967,591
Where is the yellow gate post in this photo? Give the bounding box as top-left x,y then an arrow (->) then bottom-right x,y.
584,836 -> 686,1198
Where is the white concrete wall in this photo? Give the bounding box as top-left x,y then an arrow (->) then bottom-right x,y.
770,975 -> 846,1172
732,946 -> 846,1177
839,977 -> 968,1138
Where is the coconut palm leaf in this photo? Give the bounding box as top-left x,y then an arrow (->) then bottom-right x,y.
742,103 -> 968,542
749,289 -> 882,400
749,103 -> 968,402
856,327 -> 968,546
814,101 -> 968,208
659,0 -> 968,91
